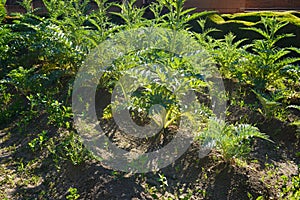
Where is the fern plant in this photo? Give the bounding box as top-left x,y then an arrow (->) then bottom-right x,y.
197,118 -> 272,162
19,0 -> 33,13
240,17 -> 300,91
193,18 -> 220,49
155,0 -> 215,30
252,89 -> 282,118
212,32 -> 249,79
111,0 -> 147,28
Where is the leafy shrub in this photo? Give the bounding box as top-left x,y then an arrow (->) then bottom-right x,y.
0,25 -> 16,75
1,0 -> 112,72
28,130 -> 48,152
207,17 -> 300,93
0,66 -> 38,124
44,0 -> 111,47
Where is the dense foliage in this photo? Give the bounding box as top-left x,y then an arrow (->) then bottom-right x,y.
0,0 -> 299,199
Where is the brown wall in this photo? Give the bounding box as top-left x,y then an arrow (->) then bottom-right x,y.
185,0 -> 300,13
5,0 -> 300,15
185,0 -> 246,13
246,0 -> 300,8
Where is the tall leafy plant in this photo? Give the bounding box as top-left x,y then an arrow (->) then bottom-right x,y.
87,0 -> 116,43
212,32 -> 248,79
44,0 -> 112,52
154,0 -> 215,30
111,0 -> 147,28
240,17 -> 300,91
194,19 -> 220,49
5,14 -> 84,71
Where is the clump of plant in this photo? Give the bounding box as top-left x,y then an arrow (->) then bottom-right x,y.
111,0 -> 146,28
6,15 -> 85,71
46,99 -> 73,128
209,17 -> 300,94
211,32 -> 248,79
1,0 -> 113,72
101,48 -> 213,137
28,130 -> 48,152
197,118 -> 272,162
279,173 -> 300,200
194,18 -> 220,51
153,0 -> 215,30
240,17 -> 300,91
50,131 -> 91,166
66,187 -> 80,200
251,89 -> 282,118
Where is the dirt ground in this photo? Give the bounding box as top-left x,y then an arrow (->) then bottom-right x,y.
0,81 -> 299,200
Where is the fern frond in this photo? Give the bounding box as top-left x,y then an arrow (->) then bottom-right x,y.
242,26 -> 270,40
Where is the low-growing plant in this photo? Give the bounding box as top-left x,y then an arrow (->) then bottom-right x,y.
252,89 -> 282,118
66,187 -> 80,200
46,99 -> 72,128
197,118 -> 272,162
1,66 -> 35,95
279,172 -> 300,199
158,173 -> 168,191
28,130 -> 48,151
287,105 -> 300,133
0,84 -> 11,106
56,131 -> 90,165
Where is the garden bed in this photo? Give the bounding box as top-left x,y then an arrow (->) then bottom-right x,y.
0,0 -> 299,199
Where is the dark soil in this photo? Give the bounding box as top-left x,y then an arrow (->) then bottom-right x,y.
0,82 -> 299,200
